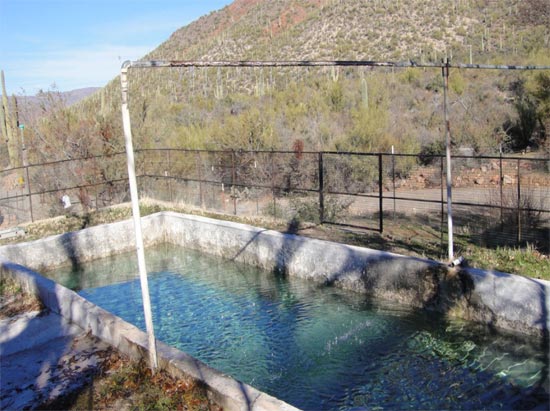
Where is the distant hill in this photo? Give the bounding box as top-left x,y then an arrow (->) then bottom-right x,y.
14,87 -> 100,123
60,87 -> 101,106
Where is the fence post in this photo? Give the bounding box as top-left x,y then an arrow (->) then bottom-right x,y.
318,152 -> 324,223
196,151 -> 204,208
499,144 -> 503,224
440,155 -> 445,253
254,153 -> 259,215
167,150 -> 173,203
517,158 -> 521,244
231,149 -> 237,215
391,147 -> 396,220
270,151 -> 276,218
378,153 -> 383,233
26,164 -> 34,222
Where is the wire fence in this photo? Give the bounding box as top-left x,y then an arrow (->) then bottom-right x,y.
1,149 -> 549,253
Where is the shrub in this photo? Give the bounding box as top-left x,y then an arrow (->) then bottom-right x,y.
419,140 -> 445,165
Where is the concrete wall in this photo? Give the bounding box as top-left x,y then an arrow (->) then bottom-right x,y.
162,213 -> 445,308
0,211 -> 548,358
0,217 -> 164,271
160,212 -> 549,337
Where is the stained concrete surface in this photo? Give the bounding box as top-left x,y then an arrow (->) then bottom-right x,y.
0,211 -> 548,336
0,309 -> 113,410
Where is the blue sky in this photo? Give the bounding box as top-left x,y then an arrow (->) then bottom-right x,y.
0,0 -> 233,95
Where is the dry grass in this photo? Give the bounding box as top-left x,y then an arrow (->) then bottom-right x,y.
39,355 -> 220,411
0,276 -> 44,318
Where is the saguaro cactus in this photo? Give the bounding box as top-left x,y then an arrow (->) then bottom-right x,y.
361,74 -> 369,109
1,70 -> 20,168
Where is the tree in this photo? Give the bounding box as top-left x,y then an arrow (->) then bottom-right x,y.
504,78 -> 540,151
530,72 -> 550,150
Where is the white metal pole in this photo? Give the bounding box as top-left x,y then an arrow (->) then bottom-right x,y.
120,61 -> 158,370
442,59 -> 454,262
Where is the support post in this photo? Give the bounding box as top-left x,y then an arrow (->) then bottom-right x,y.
517,158 -> 522,244
391,146 -> 396,220
120,62 -> 158,371
318,152 -> 324,223
499,144 -> 503,223
378,153 -> 383,233
26,165 -> 33,222
442,58 -> 454,262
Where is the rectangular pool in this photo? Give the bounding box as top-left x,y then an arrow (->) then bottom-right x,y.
47,243 -> 549,410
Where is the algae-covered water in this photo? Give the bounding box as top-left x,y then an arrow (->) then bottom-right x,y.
48,244 -> 549,410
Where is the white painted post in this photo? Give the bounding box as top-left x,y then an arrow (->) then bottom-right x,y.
120,61 -> 158,370
442,59 -> 454,262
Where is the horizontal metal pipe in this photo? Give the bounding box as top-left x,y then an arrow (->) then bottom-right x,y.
125,59 -> 550,71
0,178 -> 129,201
135,148 -> 550,162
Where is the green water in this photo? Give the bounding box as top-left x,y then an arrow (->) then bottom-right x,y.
47,244 -> 549,410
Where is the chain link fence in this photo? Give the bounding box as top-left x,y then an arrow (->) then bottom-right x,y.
0,153 -> 129,227
1,149 -> 548,253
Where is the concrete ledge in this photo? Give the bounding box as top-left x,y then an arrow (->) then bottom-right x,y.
460,267 -> 550,335
0,215 -> 165,271
0,261 -> 300,411
160,212 -> 549,337
0,210 -> 548,336
0,227 -> 25,240
162,212 -> 446,308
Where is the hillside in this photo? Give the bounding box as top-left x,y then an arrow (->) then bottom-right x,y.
153,0 -> 548,63
8,0 -> 550,167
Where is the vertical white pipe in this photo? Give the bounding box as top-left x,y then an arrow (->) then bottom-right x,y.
120,62 -> 158,370
442,59 -> 454,262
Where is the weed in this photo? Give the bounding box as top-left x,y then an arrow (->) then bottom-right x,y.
37,353 -> 219,411
460,243 -> 550,280
0,276 -> 43,318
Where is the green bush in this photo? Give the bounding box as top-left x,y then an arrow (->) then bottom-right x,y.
419,140 -> 445,165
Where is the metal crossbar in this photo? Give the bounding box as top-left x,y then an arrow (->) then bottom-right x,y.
124,59 -> 550,71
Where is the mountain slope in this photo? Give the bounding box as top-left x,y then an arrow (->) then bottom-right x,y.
150,0 -> 548,63
20,0 -> 550,165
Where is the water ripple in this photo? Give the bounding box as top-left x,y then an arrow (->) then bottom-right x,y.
45,244 -> 550,411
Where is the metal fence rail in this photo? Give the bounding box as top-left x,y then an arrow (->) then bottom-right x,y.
1,149 -> 548,253
0,152 -> 129,226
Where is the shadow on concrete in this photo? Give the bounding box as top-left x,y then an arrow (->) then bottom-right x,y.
0,269 -> 113,410
2,212 -> 548,410
527,276 -> 550,395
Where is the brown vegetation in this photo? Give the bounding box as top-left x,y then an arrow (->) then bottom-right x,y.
0,276 -> 44,318
39,355 -> 220,411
